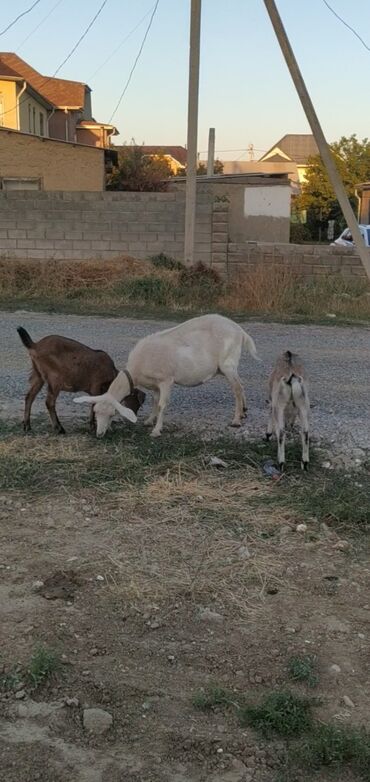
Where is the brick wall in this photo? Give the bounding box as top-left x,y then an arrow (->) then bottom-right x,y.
0,190 -> 218,264
0,128 -> 104,191
227,241 -> 367,280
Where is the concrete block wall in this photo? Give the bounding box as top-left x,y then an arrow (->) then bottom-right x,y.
0,190 -> 216,265
227,242 -> 367,280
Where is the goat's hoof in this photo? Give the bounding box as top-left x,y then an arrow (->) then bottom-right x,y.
56,427 -> 66,435
23,424 -> 31,433
278,462 -> 285,472
264,433 -> 272,442
301,461 -> 309,471
150,430 -> 161,438
144,419 -> 155,427
230,421 -> 242,428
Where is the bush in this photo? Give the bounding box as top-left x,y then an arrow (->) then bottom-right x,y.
118,276 -> 174,306
290,223 -> 312,243
151,253 -> 184,271
106,142 -> 172,192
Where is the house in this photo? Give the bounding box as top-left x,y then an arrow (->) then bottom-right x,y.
0,53 -> 117,148
355,182 -> 370,224
258,134 -> 319,184
114,145 -> 187,174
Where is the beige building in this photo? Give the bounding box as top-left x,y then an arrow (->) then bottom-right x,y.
356,182 -> 370,224
223,135 -> 319,192
0,127 -> 105,191
0,53 -> 117,148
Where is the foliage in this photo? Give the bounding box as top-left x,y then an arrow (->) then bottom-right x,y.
288,655 -> 319,687
197,159 -> 224,175
106,141 -> 172,191
297,135 -> 370,238
289,222 -> 312,244
150,253 -> 184,271
28,646 -> 61,687
240,691 -> 313,737
192,686 -> 236,711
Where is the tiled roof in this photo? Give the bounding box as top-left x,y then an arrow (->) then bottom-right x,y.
0,53 -> 88,108
260,134 -> 319,164
116,145 -> 187,166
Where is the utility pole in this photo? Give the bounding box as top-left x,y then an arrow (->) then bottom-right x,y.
207,127 -> 215,175
184,0 -> 201,266
263,0 -> 370,280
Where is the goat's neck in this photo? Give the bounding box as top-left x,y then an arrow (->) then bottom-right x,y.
108,369 -> 134,401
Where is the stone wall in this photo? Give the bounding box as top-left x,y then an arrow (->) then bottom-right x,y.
0,190 -> 225,266
227,241 -> 367,280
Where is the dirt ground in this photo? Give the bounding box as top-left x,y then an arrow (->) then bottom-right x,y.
0,425 -> 369,782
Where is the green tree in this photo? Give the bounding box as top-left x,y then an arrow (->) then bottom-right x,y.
197,159 -> 224,175
106,142 -> 172,191
297,135 -> 370,238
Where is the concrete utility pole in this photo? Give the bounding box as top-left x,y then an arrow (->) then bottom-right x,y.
207,127 -> 215,175
184,0 -> 202,266
263,0 -> 370,280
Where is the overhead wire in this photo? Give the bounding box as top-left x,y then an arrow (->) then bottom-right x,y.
18,0 -> 66,50
108,0 -> 160,123
90,5 -> 156,81
0,0 -> 110,120
322,0 -> 370,52
0,0 -> 42,37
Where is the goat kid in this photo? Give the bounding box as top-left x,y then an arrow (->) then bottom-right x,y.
265,350 -> 309,471
74,314 -> 259,437
17,327 -> 145,433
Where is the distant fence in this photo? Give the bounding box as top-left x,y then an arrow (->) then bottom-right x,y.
227,242 -> 366,280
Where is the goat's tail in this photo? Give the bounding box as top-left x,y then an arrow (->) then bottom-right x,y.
290,375 -> 306,404
242,331 -> 260,361
17,326 -> 34,350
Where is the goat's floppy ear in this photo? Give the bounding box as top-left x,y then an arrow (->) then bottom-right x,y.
74,394 -> 106,404
107,396 -> 137,424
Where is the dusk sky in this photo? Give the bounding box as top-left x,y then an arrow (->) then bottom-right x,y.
2,0 -> 369,159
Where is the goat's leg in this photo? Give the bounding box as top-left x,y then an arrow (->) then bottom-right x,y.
274,406 -> 286,470
144,389 -> 159,426
264,403 -> 273,442
89,405 -> 96,433
24,367 -> 44,432
150,381 -> 172,438
221,366 -> 245,426
45,386 -> 65,434
297,403 -> 309,470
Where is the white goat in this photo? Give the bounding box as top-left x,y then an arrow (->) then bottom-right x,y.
74,314 -> 259,437
265,350 -> 310,470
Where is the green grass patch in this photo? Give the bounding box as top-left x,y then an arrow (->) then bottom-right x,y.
297,723 -> 370,780
192,686 -> 237,711
288,655 -> 319,688
240,691 -> 314,737
27,646 -> 61,687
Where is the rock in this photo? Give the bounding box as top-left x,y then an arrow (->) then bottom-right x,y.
83,707 -> 113,734
296,523 -> 307,533
15,690 -> 26,700
358,633 -> 365,640
342,695 -> 355,708
96,575 -> 104,582
209,456 -> 228,469
65,697 -> 79,707
334,540 -> 351,551
279,525 -> 292,537
326,313 -> 336,318
237,545 -> 250,560
32,580 -> 44,590
322,461 -> 332,470
329,663 -> 341,676
198,607 -> 224,623
168,655 -> 175,663
148,620 -> 161,630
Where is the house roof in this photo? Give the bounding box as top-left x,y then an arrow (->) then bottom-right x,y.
115,145 -> 187,166
259,134 -> 319,164
0,53 -> 89,109
78,119 -> 118,133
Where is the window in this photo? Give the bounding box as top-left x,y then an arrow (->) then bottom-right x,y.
1,178 -> 41,191
39,112 -> 44,137
28,103 -> 32,132
32,107 -> 36,134
0,94 -> 4,126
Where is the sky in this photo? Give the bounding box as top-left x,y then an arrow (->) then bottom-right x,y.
1,0 -> 370,160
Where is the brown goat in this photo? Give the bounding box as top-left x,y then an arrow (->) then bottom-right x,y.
17,327 -> 145,433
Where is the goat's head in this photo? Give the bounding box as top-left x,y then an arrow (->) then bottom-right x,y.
74,392 -> 138,437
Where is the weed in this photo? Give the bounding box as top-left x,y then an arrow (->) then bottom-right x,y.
288,470 -> 370,529
1,670 -> 22,691
192,686 -> 237,711
117,276 -> 175,306
288,655 -> 319,688
297,723 -> 370,780
150,252 -> 184,271
240,691 -> 314,737
28,646 -> 61,687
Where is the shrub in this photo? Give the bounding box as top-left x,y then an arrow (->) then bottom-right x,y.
290,223 -> 312,243
151,253 -> 184,271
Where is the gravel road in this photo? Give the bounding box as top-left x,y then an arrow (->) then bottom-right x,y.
1,309 -> 370,460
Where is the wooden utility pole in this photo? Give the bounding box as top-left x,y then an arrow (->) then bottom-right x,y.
184,0 -> 201,266
207,127 -> 215,175
263,0 -> 370,280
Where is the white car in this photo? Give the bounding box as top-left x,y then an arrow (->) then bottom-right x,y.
331,224 -> 370,247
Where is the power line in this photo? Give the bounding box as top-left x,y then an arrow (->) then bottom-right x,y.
18,0 -> 66,50
90,5 -> 156,81
0,0 -> 110,120
0,0 -> 42,37
109,0 -> 160,123
322,0 -> 370,52
53,0 -> 109,78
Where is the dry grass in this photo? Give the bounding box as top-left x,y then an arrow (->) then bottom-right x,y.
1,256 -> 370,321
